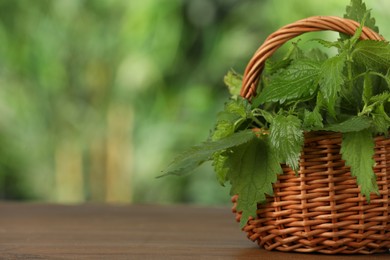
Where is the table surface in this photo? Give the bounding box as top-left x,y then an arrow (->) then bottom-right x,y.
0,203 -> 388,260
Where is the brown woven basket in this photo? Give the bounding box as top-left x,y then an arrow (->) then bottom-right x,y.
232,16 -> 390,255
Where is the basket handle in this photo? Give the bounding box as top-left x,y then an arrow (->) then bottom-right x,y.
241,16 -> 385,99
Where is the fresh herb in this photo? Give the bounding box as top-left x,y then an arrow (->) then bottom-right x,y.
161,0 -> 390,227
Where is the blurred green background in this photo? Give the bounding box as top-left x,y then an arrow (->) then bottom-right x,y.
0,0 -> 388,205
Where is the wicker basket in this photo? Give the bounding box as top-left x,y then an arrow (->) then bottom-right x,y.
232,16 -> 390,255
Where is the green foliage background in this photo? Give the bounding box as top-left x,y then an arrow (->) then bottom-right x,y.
0,0 -> 388,204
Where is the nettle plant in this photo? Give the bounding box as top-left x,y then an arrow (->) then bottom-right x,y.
162,0 -> 390,226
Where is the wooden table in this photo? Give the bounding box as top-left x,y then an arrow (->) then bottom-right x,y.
0,203 -> 388,259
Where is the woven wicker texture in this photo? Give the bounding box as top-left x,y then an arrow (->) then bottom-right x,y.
234,16 -> 390,254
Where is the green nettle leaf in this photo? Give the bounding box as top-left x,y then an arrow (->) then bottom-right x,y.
341,130 -> 378,201
362,72 -> 373,105
226,137 -> 282,228
369,92 -> 390,103
319,52 -> 347,116
372,104 -> 390,135
312,38 -> 342,49
224,70 -> 243,96
386,69 -> 390,86
360,91 -> 390,117
264,59 -> 292,75
349,16 -> 365,46
212,121 -> 235,141
352,40 -> 390,70
212,98 -> 252,141
284,40 -> 305,60
160,130 -> 256,177
269,114 -> 304,171
256,108 -> 274,124
225,97 -> 251,119
303,109 -> 324,130
255,59 -> 321,104
212,152 -> 229,186
344,0 -> 379,33
306,48 -> 329,62
322,116 -> 372,132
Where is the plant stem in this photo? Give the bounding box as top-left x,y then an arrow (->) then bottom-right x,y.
251,116 -> 265,128
347,57 -> 354,91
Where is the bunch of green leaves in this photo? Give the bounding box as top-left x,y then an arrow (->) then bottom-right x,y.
161,0 -> 390,227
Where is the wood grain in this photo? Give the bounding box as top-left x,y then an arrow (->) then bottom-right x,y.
0,203 -> 388,259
